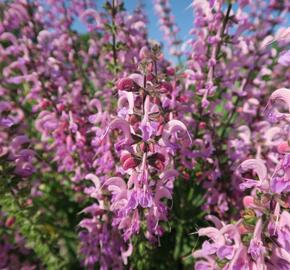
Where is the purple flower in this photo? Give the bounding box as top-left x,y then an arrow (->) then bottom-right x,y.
271,154 -> 290,194
248,219 -> 265,262
266,88 -> 290,123
162,119 -> 192,150
278,50 -> 290,66
277,211 -> 290,252
193,218 -> 242,268
239,159 -> 269,191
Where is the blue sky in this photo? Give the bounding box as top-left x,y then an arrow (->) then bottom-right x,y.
124,0 -> 193,45
72,0 -> 193,61
123,0 -> 193,61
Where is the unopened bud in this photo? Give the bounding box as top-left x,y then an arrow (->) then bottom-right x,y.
277,142 -> 290,154
156,153 -> 165,163
160,81 -> 173,93
154,160 -> 165,171
237,107 -> 243,113
122,157 -> 138,170
120,151 -> 132,164
166,67 -> 175,76
149,142 -> 155,152
5,216 -> 16,228
182,171 -> 190,180
199,122 -> 207,129
243,196 -> 254,208
128,114 -> 139,125
238,223 -> 249,234
57,104 -> 65,111
152,96 -> 161,105
146,73 -> 154,81
117,78 -> 134,91
139,142 -> 148,152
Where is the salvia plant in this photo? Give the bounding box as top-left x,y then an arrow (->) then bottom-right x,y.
0,0 -> 289,269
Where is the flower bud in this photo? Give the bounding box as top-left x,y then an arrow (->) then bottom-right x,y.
122,157 -> 138,170
120,151 -> 132,164
152,96 -> 161,105
149,142 -> 155,152
195,171 -> 202,177
178,95 -> 188,103
158,115 -> 164,123
139,142 -> 148,152
147,63 -> 153,73
5,216 -> 16,228
160,81 -> 173,93
238,223 -> 249,234
157,124 -> 163,136
128,114 -> 140,125
148,152 -> 165,170
166,67 -> 175,76
198,122 -> 207,129
156,153 -> 165,163
277,142 -> 290,154
243,195 -> 254,208
25,198 -> 33,207
237,107 -> 243,113
73,185 -> 82,192
260,193 -> 271,206
40,99 -> 50,109
117,78 -> 134,91
57,103 -> 65,111
146,73 -> 154,81
154,160 -> 165,171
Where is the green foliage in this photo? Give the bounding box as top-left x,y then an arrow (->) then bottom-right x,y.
0,171 -> 86,269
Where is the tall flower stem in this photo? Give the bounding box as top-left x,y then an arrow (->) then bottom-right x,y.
111,0 -> 118,67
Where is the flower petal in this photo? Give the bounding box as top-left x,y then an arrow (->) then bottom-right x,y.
240,159 -> 267,183
105,177 -> 127,193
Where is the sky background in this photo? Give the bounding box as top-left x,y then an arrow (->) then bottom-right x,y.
121,0 -> 193,45
72,0 -> 193,61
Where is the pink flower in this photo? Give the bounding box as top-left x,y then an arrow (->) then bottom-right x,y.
239,159 -> 269,191
162,120 -> 192,149
248,219 -> 266,263
266,88 -> 290,122
278,50 -> 290,66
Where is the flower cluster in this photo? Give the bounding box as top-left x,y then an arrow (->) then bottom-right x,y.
102,43 -> 191,241
194,88 -> 290,269
0,0 -> 289,269
184,0 -> 290,219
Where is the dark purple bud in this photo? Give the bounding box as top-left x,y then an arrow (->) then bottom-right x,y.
117,78 -> 134,91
